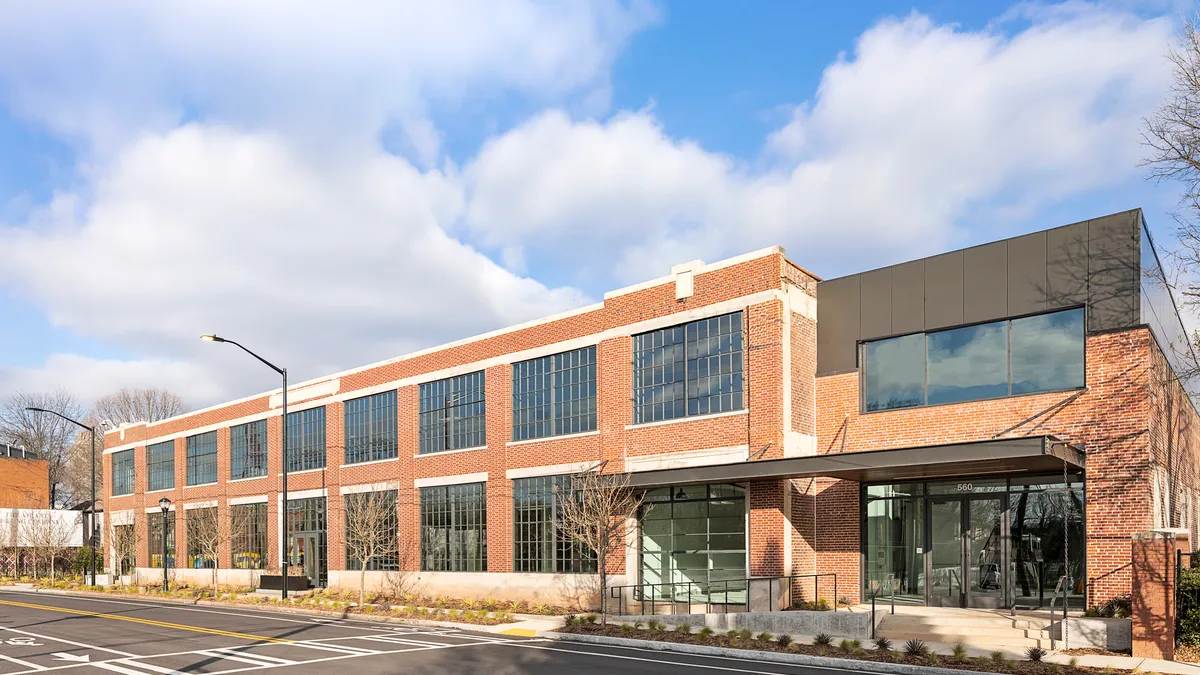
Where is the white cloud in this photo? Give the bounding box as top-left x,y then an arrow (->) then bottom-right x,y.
0,354 -> 223,411
463,6 -> 1173,282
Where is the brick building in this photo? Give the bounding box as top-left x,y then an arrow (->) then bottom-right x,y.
103,208 -> 1200,612
0,444 -> 50,509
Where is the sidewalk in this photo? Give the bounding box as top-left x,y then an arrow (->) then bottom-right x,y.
1044,652 -> 1200,674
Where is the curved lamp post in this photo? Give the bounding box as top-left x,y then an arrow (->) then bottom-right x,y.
158,497 -> 171,592
26,407 -> 98,586
201,334 -> 290,598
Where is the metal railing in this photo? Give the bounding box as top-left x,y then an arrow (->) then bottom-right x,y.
1048,575 -> 1068,650
868,574 -> 896,639
609,573 -> 838,616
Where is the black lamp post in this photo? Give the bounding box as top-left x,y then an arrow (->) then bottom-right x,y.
158,497 -> 171,592
26,407 -> 97,586
201,334 -> 291,598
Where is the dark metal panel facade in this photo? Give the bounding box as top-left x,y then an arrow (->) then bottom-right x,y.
890,260 -> 925,336
859,267 -> 892,340
923,251 -> 964,330
1006,231 -> 1048,316
1087,211 -> 1140,332
1046,220 -> 1089,309
963,241 -> 1008,324
816,275 -> 860,374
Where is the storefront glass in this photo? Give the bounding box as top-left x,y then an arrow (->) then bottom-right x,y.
640,483 -> 746,605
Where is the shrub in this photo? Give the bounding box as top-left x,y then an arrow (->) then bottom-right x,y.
584,615 -> 598,625
813,633 -> 833,647
633,621 -> 644,629
838,639 -> 853,651
902,639 -> 929,658
646,619 -> 662,631
563,614 -> 578,626
698,627 -> 714,639
756,632 -> 772,642
989,651 -> 1008,665
676,622 -> 692,634
951,642 -> 968,660
1026,646 -> 1047,662
776,634 -> 792,647
1068,657 -> 1080,668
620,624 -> 632,633
872,636 -> 892,652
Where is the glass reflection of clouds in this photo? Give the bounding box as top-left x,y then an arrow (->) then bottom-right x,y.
862,308 -> 1084,411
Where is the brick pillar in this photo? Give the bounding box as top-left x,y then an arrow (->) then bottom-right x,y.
1132,528 -> 1190,660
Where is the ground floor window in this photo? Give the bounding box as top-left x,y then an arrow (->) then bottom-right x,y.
420,482 -> 487,571
148,511 -> 175,569
186,507 -> 218,569
639,483 -> 746,604
113,524 -> 135,574
287,497 -> 328,587
512,475 -> 596,573
231,503 -> 267,569
344,490 -> 400,571
863,473 -> 1084,609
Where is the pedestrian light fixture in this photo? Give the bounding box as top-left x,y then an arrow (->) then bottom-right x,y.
158,497 -> 172,593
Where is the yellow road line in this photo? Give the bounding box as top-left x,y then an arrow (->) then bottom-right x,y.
0,599 -> 292,643
498,628 -> 538,636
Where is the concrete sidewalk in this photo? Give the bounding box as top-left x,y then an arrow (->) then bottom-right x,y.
1044,652 -> 1200,674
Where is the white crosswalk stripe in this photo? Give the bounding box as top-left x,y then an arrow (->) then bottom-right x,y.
95,661 -> 187,675
214,648 -> 295,665
356,635 -> 453,648
290,641 -> 381,656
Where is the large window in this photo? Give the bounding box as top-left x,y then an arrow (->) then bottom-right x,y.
344,490 -> 400,571
286,407 -> 326,471
148,510 -> 176,568
420,483 -> 487,571
186,431 -> 218,486
513,475 -> 596,573
633,312 -> 744,424
186,507 -> 217,568
862,308 -> 1085,412
639,484 -> 746,603
147,441 -> 175,492
230,420 -> 267,480
114,524 -> 135,574
513,348 -> 597,441
230,503 -> 267,569
344,391 -> 398,464
111,449 -> 134,496
418,372 -> 486,454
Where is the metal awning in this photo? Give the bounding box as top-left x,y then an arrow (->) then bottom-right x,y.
626,436 -> 1084,488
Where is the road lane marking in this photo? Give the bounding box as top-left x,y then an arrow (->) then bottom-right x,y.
0,600 -> 291,644
209,648 -> 295,665
93,663 -> 187,675
195,650 -> 279,667
0,652 -> 45,671
0,626 -> 136,657
287,642 -> 379,656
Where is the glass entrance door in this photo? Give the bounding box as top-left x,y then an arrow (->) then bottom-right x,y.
927,496 -> 1006,608
289,533 -> 319,584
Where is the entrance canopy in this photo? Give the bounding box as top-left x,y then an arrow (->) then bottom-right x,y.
626,436 -> 1084,488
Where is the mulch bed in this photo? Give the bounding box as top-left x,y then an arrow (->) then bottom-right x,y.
1061,648 -> 1130,657
1176,644 -> 1200,663
560,624 -> 1128,674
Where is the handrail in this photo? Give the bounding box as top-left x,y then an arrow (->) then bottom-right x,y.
869,574 -> 896,639
608,573 -> 838,616
1048,575 -> 1067,650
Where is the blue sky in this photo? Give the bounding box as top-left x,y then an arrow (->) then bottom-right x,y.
0,0 -> 1189,407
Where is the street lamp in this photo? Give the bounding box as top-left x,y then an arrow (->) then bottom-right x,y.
201,334 -> 291,598
26,407 -> 98,586
158,497 -> 171,592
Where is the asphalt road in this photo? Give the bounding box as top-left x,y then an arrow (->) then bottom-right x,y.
0,589 -> 867,674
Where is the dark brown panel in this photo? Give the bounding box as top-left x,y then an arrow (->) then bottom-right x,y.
924,251 -> 964,330
816,276 -> 860,375
1007,231 -> 1048,316
1088,211 -> 1140,332
859,267 -> 892,340
1046,221 -> 1089,310
891,260 -> 925,335
963,241 -> 1007,323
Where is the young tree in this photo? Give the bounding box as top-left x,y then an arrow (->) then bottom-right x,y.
110,519 -> 141,582
94,388 -> 189,425
186,507 -> 222,593
343,490 -> 399,608
21,511 -> 77,580
0,391 -> 83,507
558,469 -> 644,625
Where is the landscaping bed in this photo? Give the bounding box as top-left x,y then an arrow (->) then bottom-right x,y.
559,620 -> 1135,674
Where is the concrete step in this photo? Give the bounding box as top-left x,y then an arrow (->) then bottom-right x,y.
879,625 -> 1050,640
878,631 -> 1050,649
878,615 -> 1052,630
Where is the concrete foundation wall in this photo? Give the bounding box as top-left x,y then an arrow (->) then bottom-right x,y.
618,611 -> 876,639
323,570 -> 610,610
132,567 -> 263,587
1053,617 -> 1132,651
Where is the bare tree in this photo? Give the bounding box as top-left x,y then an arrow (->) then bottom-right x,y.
343,490 -> 399,607
186,507 -> 222,593
0,391 -> 84,507
110,518 -> 141,583
558,470 -> 644,624
21,510 -> 77,580
94,388 -> 188,425
63,413 -> 103,507
0,510 -> 17,578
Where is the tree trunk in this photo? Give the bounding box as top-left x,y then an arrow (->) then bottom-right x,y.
599,534 -> 607,626
360,562 -> 367,608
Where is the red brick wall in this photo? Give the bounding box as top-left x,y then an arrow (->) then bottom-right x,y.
0,457 -> 49,508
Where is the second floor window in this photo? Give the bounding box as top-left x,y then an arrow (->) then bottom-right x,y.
286,407 -> 327,471
344,390 -> 398,464
186,431 -> 217,485
633,311 -> 744,424
418,371 -> 486,454
147,441 -> 175,491
230,420 -> 267,480
512,347 -> 597,441
111,449 -> 134,496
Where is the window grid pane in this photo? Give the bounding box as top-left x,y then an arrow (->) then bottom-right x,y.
186,507 -> 217,568
230,420 -> 267,480
230,503 -> 267,569
148,511 -> 175,568
512,475 -> 596,573
420,483 -> 487,571
418,371 -> 486,454
186,431 -> 218,486
344,391 -> 398,465
286,407 -> 327,472
344,490 -> 400,571
634,312 -> 744,424
512,347 -> 597,441
147,441 -> 175,492
112,450 -> 134,496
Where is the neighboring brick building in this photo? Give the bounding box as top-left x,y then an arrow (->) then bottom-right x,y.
103,208 -> 1200,613
0,444 -> 50,509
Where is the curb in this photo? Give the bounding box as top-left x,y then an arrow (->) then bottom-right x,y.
537,632 -> 1012,675
6,586 -> 542,635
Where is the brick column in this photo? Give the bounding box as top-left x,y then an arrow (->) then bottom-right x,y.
1132,528 -> 1190,660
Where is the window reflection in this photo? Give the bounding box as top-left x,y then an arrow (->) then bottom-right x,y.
1011,308 -> 1084,395
927,322 -> 1007,405
863,334 -> 925,411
